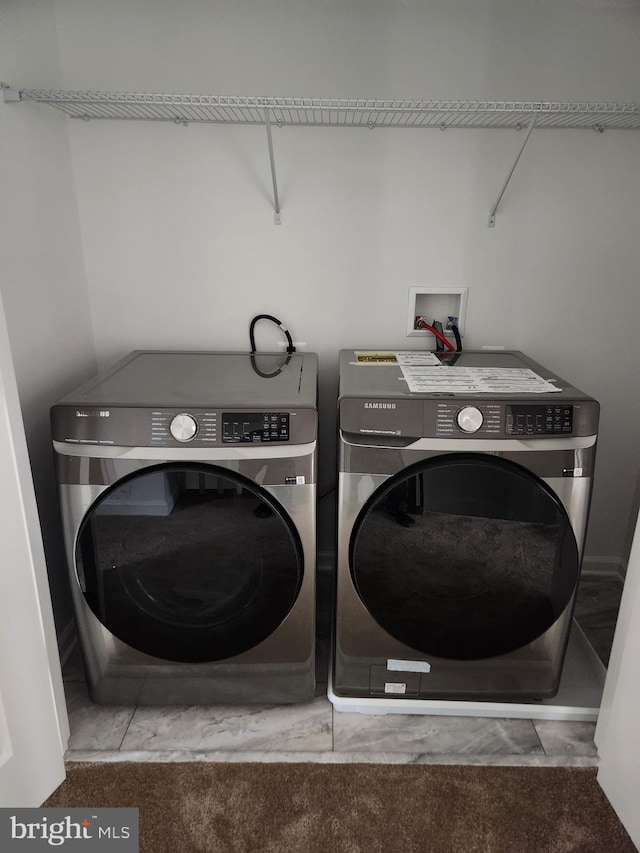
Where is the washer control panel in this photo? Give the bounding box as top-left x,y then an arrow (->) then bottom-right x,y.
456,405 -> 484,434
153,410 -> 217,444
169,413 -> 199,442
52,406 -> 316,446
222,412 -> 290,443
506,404 -> 573,435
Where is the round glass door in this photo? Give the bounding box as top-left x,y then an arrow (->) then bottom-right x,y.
350,454 -> 579,660
75,463 -> 303,662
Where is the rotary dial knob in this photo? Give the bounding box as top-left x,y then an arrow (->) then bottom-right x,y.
457,406 -> 484,434
170,413 -> 198,442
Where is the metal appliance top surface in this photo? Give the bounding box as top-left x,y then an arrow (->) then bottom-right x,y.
57,350 -> 318,409
338,349 -> 595,403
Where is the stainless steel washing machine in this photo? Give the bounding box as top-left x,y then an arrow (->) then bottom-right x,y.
330,349 -> 599,705
52,350 -> 317,705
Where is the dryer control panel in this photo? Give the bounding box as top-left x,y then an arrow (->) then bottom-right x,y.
222,412 -> 290,443
506,404 -> 573,435
426,400 -> 583,438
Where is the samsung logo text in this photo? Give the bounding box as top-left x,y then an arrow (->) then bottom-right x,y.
363,403 -> 396,409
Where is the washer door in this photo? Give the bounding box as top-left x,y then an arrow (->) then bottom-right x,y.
75,463 -> 303,662
350,453 -> 580,660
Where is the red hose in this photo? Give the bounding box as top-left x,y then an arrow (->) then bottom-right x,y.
417,320 -> 456,351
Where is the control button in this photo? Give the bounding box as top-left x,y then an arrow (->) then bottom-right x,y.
456,406 -> 484,434
170,413 -> 198,442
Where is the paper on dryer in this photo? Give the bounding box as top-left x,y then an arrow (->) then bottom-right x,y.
394,352 -> 442,367
397,364 -> 562,394
353,351 -> 562,393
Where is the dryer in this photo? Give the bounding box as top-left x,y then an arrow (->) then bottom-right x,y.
330,349 -> 599,706
52,350 -> 317,705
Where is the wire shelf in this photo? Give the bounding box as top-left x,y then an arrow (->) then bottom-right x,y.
7,89 -> 640,130
5,87 -> 638,227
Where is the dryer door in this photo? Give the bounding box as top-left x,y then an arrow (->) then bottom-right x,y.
350,453 -> 580,660
75,463 -> 303,662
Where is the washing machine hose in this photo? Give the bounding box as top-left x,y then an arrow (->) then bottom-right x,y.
248,314 -> 296,378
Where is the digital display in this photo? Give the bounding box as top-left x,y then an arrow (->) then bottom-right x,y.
222,412 -> 290,443
506,405 -> 573,435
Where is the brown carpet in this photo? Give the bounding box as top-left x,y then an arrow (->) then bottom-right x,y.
43,762 -> 635,853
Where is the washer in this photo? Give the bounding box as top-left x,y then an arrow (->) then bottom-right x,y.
331,349 -> 599,705
52,350 -> 318,705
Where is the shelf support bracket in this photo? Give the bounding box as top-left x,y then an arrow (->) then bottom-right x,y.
264,108 -> 282,225
488,115 -> 536,227
1,84 -> 21,102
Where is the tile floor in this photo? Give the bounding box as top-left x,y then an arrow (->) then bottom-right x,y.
61,572 -> 623,766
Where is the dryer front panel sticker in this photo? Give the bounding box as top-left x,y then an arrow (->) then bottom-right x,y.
384,683 -> 407,694
387,658 -> 432,673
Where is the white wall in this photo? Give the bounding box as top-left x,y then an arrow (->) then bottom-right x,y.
48,0 -> 640,562
0,0 -> 96,638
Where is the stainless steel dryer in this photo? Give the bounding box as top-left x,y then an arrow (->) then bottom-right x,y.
331,349 -> 599,705
52,350 -> 317,705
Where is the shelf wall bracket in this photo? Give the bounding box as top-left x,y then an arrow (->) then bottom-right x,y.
1,85 -> 21,102
264,108 -> 282,225
488,115 -> 537,228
